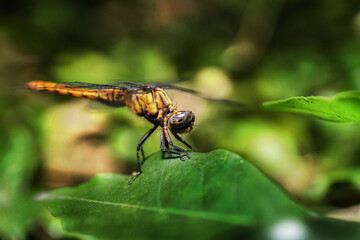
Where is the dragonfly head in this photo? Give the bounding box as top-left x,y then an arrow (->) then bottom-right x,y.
168,111 -> 195,133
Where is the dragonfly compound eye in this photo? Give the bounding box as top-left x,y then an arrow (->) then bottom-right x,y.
168,111 -> 195,133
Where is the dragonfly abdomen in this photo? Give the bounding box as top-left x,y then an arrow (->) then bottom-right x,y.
27,80 -> 127,107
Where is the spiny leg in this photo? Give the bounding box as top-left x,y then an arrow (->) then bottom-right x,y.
160,128 -> 185,159
164,136 -> 170,149
162,127 -> 191,160
173,132 -> 193,150
128,125 -> 158,184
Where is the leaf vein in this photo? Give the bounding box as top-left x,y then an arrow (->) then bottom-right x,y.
50,195 -> 253,225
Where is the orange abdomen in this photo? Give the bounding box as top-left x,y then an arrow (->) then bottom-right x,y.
27,80 -> 126,106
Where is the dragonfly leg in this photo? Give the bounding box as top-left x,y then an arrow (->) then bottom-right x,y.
164,134 -> 170,149
160,129 -> 183,157
128,125 -> 158,184
162,127 -> 191,160
173,132 -> 193,150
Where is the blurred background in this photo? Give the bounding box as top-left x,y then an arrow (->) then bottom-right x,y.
0,0 -> 360,239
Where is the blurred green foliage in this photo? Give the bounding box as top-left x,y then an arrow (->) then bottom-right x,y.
0,126 -> 40,239
0,0 -> 360,239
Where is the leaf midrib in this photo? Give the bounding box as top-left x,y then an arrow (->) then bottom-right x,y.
49,195 -> 254,225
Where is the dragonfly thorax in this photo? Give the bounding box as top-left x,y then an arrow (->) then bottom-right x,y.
167,110 -> 195,134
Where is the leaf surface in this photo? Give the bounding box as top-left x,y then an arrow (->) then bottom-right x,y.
38,150 -> 360,240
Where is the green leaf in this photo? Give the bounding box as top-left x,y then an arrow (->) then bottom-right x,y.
262,91 -> 360,122
37,150 -> 360,239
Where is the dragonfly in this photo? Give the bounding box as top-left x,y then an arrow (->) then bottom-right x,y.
27,80 -> 241,183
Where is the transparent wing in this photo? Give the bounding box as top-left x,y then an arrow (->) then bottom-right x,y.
29,81 -> 245,107
155,83 -> 245,107
103,80 -> 244,107
62,81 -> 134,90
